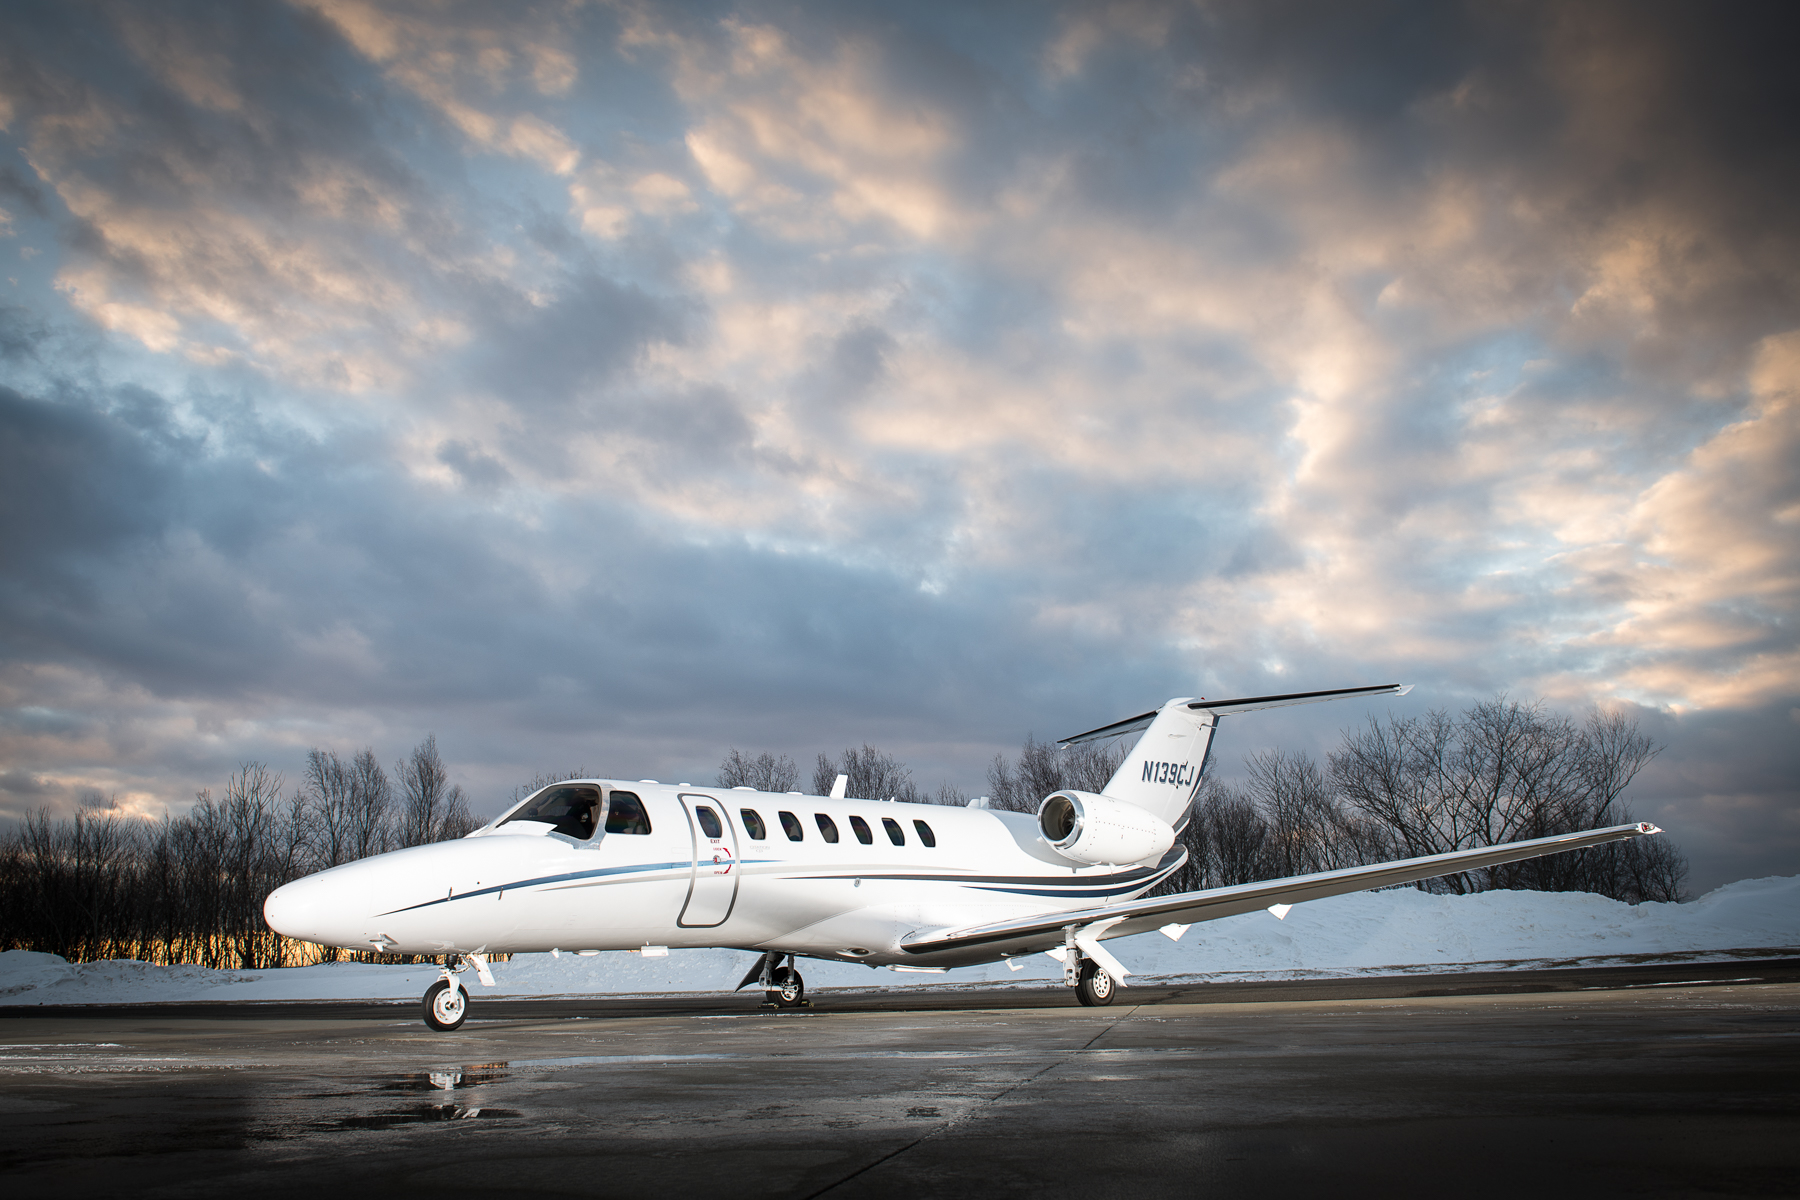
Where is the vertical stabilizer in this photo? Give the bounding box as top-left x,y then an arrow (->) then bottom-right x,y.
1097,699 -> 1216,829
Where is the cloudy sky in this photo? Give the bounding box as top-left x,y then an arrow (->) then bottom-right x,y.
2,0 -> 1795,893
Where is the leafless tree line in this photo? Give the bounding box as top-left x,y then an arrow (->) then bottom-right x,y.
0,735 -> 476,967
1155,699 -> 1686,903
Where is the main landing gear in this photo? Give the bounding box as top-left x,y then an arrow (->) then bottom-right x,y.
737,950 -> 808,1008
768,964 -> 806,1008
1060,926 -> 1118,1007
1075,959 -> 1116,1007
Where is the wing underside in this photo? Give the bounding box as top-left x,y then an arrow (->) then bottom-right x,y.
899,821 -> 1661,960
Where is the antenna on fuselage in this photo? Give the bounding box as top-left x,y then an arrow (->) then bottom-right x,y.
830,774 -> 848,800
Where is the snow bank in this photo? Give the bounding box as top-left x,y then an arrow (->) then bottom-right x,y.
4,876 -> 1795,1006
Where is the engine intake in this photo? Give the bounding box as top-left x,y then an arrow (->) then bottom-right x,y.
1037,790 -> 1176,866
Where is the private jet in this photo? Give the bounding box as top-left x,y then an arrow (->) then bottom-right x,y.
262,685 -> 1662,1030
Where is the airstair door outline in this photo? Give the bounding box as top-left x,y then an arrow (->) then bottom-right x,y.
677,794 -> 739,928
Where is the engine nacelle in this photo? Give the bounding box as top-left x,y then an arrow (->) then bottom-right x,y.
1037,790 -> 1176,866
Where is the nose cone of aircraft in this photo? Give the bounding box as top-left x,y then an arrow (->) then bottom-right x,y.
264,868 -> 369,947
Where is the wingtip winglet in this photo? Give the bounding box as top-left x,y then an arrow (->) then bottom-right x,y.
1396,683 -> 1414,696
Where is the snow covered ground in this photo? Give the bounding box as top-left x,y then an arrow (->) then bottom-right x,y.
4,875 -> 1795,1007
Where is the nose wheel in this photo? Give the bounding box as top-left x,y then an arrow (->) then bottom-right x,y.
423,978 -> 468,1031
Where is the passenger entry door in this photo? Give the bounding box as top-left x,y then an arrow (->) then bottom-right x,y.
677,794 -> 739,927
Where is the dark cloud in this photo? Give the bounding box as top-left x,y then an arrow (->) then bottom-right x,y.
468,272 -> 686,412
0,384 -> 181,583
0,307 -> 49,363
436,440 -> 512,492
0,163 -> 50,219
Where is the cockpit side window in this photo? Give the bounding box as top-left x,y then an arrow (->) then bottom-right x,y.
848,815 -> 873,845
779,810 -> 804,841
502,785 -> 601,839
604,791 -> 652,835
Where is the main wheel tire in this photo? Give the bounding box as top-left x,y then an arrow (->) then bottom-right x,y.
1075,960 -> 1115,1007
423,979 -> 468,1031
766,966 -> 806,1008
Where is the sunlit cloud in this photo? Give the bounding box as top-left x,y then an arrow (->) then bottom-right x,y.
0,0 -> 1795,891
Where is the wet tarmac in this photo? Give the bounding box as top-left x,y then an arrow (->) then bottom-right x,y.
3,958 -> 1797,1198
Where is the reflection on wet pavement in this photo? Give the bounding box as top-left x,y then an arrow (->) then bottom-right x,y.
322,1104 -> 520,1130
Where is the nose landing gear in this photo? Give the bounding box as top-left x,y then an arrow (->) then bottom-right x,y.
423,976 -> 468,1031
422,952 -> 494,1030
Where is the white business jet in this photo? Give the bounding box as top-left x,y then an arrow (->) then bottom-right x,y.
262,684 -> 1662,1030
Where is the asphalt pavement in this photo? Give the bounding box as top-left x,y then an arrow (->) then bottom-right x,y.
3,957 -> 1797,1198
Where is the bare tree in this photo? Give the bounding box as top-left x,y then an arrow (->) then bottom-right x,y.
931,781 -> 968,806
718,749 -> 801,793
303,749 -> 356,869
345,748 -> 392,861
813,746 -> 919,802
985,735 -> 1129,812
1198,780 -> 1275,887
1330,697 -> 1677,900
507,768 -> 596,808
396,734 -> 475,846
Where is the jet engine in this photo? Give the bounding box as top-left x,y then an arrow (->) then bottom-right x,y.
1037,790 -> 1176,866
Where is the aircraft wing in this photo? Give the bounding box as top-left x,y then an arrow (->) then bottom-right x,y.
898,821 -> 1662,958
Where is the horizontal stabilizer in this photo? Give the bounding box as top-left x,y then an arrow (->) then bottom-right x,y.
900,821 -> 1660,958
1060,684 -> 1412,745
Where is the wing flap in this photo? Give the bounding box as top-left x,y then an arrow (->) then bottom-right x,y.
899,821 -> 1661,957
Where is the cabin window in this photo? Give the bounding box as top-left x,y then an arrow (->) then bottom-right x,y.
779,810 -> 804,841
740,809 -> 767,840
848,815 -> 873,845
882,817 -> 905,846
695,805 -> 723,839
913,820 -> 937,848
604,791 -> 651,835
815,813 -> 840,843
503,785 -> 600,839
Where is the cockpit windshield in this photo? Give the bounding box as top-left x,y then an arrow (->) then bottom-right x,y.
501,785 -> 600,839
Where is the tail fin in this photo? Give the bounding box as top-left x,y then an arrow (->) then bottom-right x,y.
1060,684 -> 1412,830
